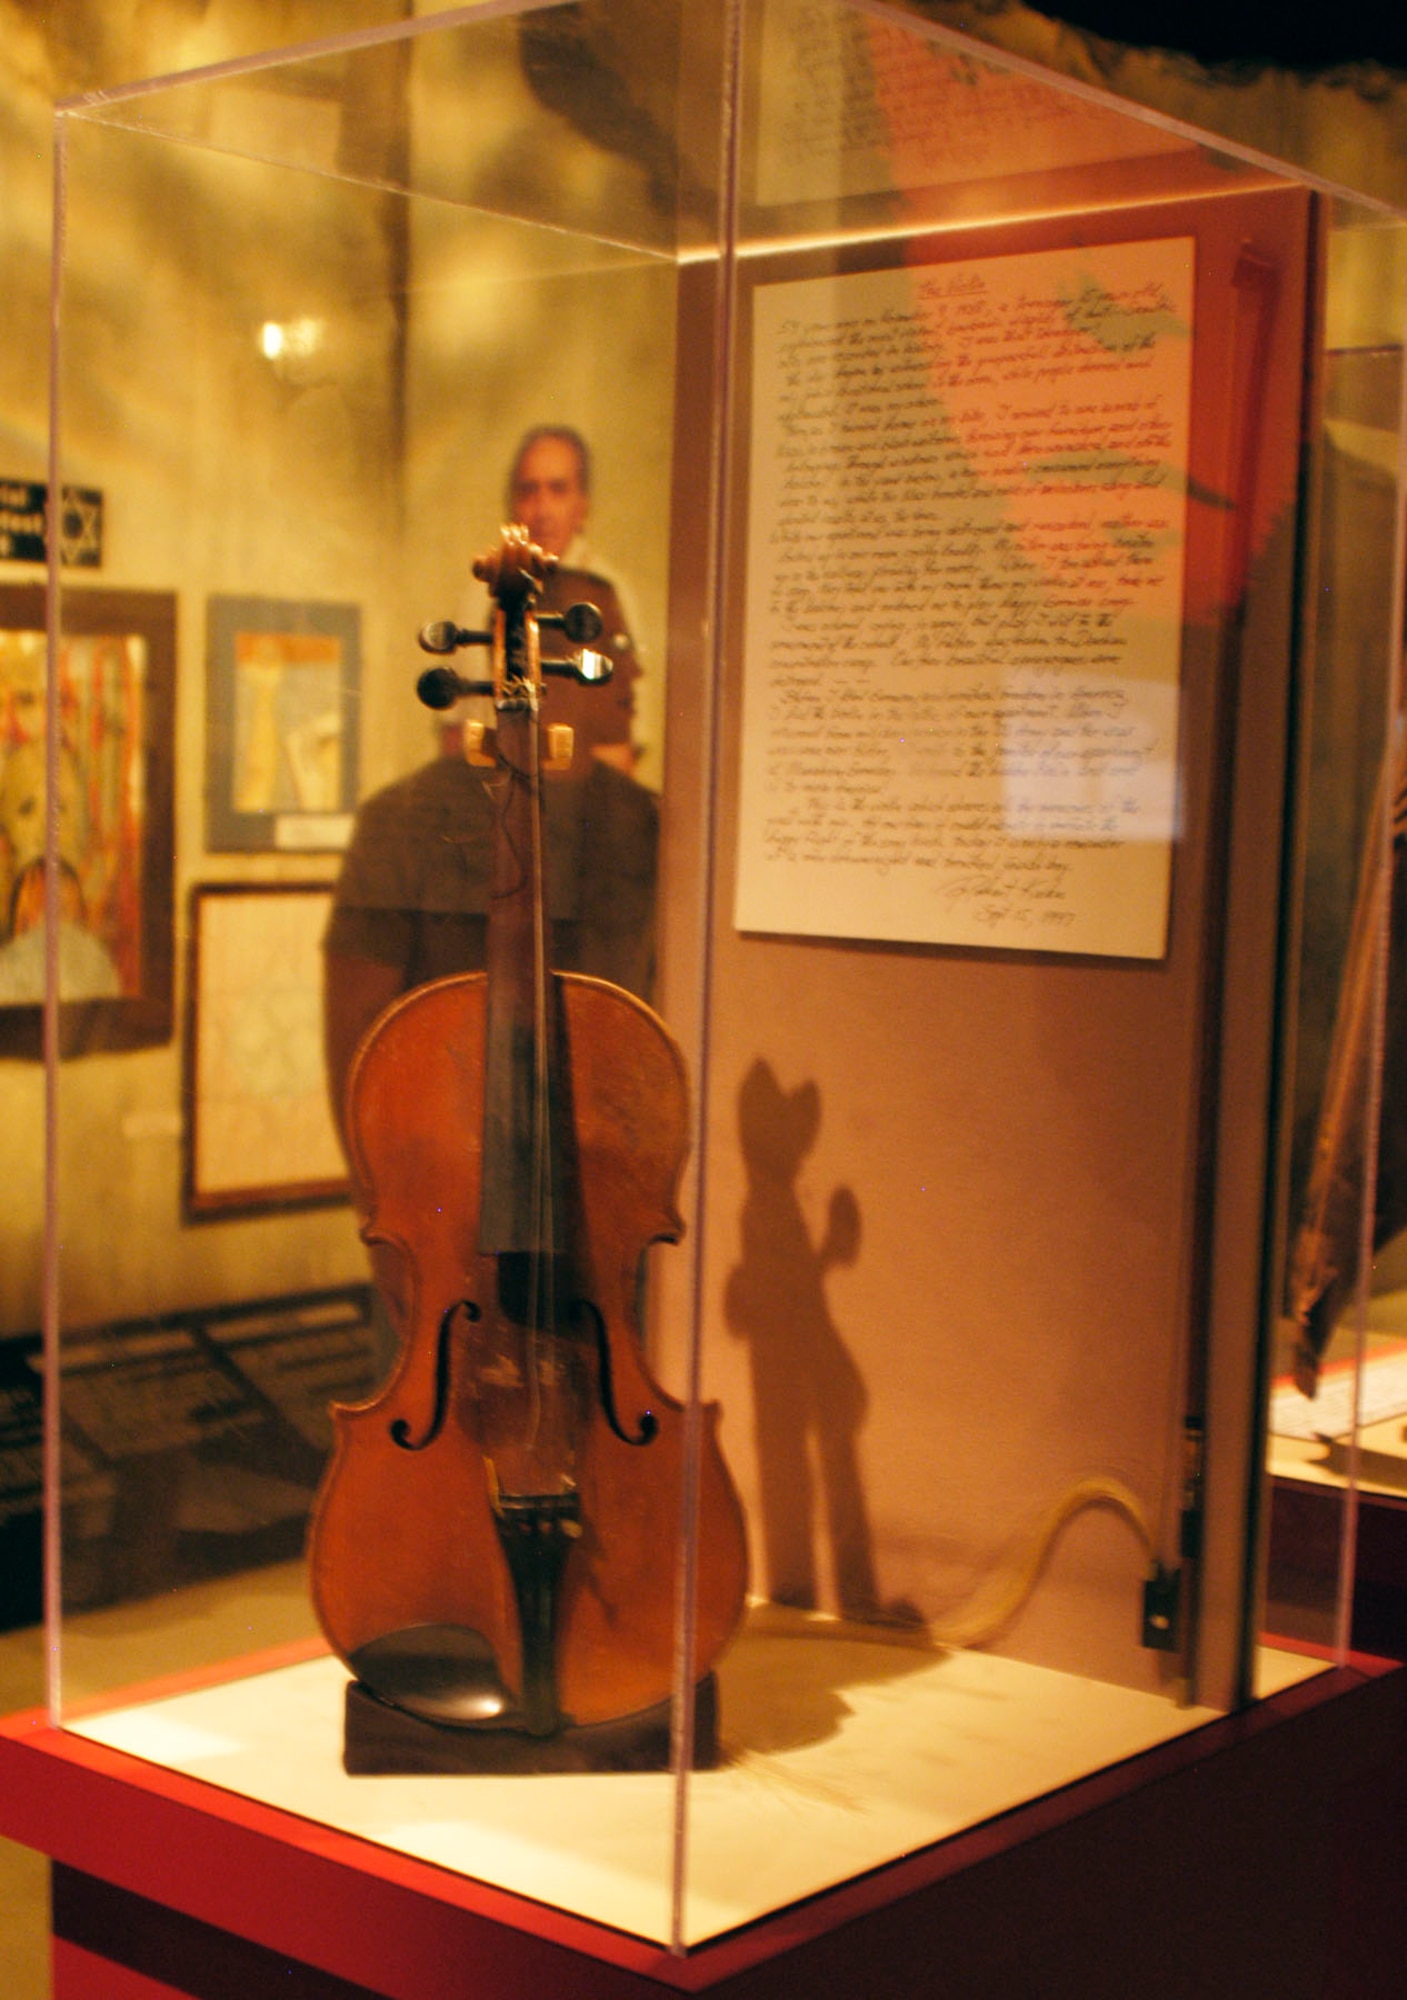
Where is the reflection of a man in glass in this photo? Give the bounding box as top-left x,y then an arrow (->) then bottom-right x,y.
509,427 -> 591,562
500,426 -> 640,774
322,424 -> 655,1131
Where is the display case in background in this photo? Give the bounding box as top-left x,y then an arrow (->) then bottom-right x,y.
3,0 -> 1407,1989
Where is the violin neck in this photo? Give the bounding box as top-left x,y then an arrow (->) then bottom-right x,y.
478,689 -> 573,1266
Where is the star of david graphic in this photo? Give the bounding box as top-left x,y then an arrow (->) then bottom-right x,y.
58,487 -> 102,567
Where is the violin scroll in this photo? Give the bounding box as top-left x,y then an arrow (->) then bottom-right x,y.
470,521 -> 553,603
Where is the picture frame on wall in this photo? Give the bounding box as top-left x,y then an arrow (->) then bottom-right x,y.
0,584 -> 176,1059
183,881 -> 349,1219
205,595 -> 360,853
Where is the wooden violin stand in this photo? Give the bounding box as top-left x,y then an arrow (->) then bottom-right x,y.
342,1673 -> 718,1775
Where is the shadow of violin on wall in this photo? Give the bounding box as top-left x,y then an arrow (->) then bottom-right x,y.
724,1056 -> 920,1631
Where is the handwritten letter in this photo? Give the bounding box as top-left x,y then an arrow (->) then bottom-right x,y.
734,239 -> 1194,957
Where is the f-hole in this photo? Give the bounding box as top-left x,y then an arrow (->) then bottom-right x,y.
390,1298 -> 481,1451
573,1297 -> 658,1447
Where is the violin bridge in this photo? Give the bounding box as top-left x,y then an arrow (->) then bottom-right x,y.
461,717 -> 496,767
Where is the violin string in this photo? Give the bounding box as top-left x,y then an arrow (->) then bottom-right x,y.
485,759 -> 531,897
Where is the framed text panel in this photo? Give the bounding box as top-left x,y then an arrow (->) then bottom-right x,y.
184,882 -> 348,1218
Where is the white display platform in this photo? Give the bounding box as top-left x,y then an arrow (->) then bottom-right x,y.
1269,1416 -> 1407,1497
66,1613 -> 1323,1948
1268,1314 -> 1407,1498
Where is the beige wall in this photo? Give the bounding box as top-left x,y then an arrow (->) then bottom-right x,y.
0,2 -> 415,1331
48,108 -> 405,1329
398,15 -> 681,791
0,2 -> 685,1335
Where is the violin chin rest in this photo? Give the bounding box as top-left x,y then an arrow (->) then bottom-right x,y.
348,1623 -> 512,1726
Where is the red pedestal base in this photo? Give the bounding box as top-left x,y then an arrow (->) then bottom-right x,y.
5,1656 -> 1407,2000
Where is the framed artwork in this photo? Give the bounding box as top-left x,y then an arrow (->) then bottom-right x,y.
184,882 -> 350,1219
0,584 -> 176,1059
206,595 -> 360,853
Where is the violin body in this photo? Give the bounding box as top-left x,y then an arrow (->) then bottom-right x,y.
310,529 -> 746,1738
311,970 -> 747,1727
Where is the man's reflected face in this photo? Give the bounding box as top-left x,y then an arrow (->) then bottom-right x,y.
511,437 -> 589,559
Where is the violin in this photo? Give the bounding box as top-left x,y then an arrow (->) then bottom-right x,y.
308,528 -> 747,1740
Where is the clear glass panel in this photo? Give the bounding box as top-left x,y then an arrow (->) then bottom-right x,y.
36,0 -> 1406,1962
47,0 -> 728,1951
669,0 -> 1402,1946
1263,197 -> 1406,1661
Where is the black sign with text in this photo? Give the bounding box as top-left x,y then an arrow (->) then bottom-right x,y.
0,481 -> 103,566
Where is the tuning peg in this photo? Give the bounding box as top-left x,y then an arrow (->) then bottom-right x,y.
537,601 -> 604,646
418,620 -> 493,655
541,649 -> 613,686
417,665 -> 495,710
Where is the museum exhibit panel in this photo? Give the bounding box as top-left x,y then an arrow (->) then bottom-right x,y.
3,0 -> 1407,1990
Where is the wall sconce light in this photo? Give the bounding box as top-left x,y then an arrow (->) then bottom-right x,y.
258,318 -> 326,378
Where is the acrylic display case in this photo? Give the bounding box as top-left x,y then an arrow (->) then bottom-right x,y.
5,0 -> 1407,1990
